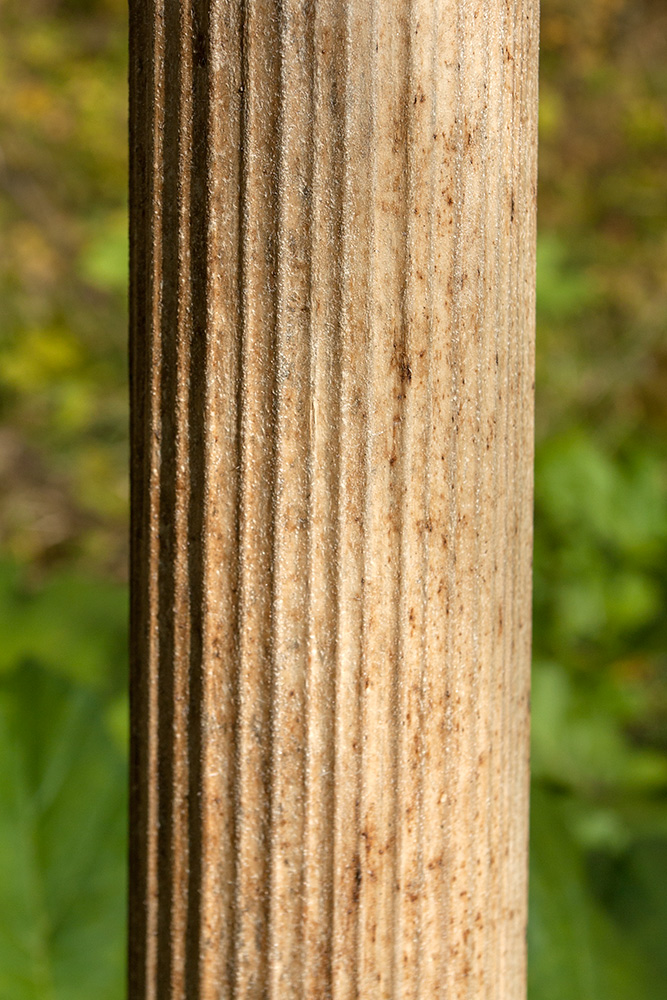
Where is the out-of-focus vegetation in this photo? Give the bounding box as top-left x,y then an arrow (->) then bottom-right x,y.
0,1 -> 129,994
530,1 -> 667,996
0,0 -> 665,996
0,0 -> 127,577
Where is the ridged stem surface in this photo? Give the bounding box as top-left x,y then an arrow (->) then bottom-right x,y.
129,1 -> 539,997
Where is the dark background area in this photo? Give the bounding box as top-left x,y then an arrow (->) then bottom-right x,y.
0,0 -> 666,995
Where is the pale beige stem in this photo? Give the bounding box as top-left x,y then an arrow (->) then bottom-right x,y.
128,1 -> 539,998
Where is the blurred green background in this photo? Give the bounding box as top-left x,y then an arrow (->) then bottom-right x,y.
0,0 -> 665,996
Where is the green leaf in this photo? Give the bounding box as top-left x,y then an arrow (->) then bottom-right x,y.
531,661 -> 667,795
536,234 -> 599,322
79,211 -> 128,294
0,562 -> 128,695
529,785 -> 655,1000
610,838 -> 667,984
0,662 -> 126,1000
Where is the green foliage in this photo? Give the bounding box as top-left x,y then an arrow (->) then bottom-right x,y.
534,432 -> 666,660
529,787 -> 653,1000
0,562 -> 128,695
0,2 -> 131,987
529,1 -> 667,994
0,0 -> 128,574
0,662 -> 126,999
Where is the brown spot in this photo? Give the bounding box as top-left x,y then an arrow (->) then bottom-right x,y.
352,854 -> 362,903
391,341 -> 412,383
